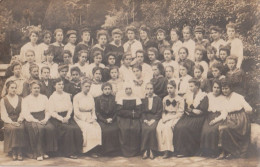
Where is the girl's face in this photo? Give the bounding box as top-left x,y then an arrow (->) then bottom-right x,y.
94,55 -> 102,64
98,35 -> 107,46
30,32 -> 38,44
157,32 -> 165,41
148,51 -> 156,62
82,32 -> 90,42
46,54 -> 54,62
136,52 -> 144,64
13,65 -> 21,77
164,50 -> 172,61
68,34 -> 77,44
103,86 -> 112,95
170,31 -> 179,42
71,71 -> 80,81
63,53 -> 71,64
195,32 -> 203,41
55,81 -> 64,92
110,69 -> 118,79
194,68 -> 202,79
212,83 -> 221,96
179,65 -> 187,77
43,33 -> 51,44
94,70 -> 102,81
227,59 -> 236,70
59,68 -> 68,78
26,51 -> 35,63
55,32 -> 63,43
108,56 -> 116,65
189,82 -> 197,93
41,68 -> 50,80
79,53 -> 87,63
207,51 -> 215,60
140,30 -> 148,41
123,55 -> 132,67
211,30 -> 220,41
165,67 -> 173,79
125,87 -> 132,96
31,67 -> 39,79
227,28 -> 235,39
182,29 -> 191,41
195,50 -> 203,62
179,48 -> 188,60
212,67 -> 221,78
31,84 -> 40,96
222,86 -> 231,96
145,84 -> 154,97
133,68 -> 142,79
167,84 -> 175,95
127,31 -> 135,40
152,66 -> 160,77
82,82 -> 91,94
219,50 -> 228,61
8,83 -> 17,96
113,34 -> 122,44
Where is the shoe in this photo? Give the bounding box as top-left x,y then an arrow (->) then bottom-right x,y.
12,154 -> 18,161
162,151 -> 170,159
149,150 -> 155,160
43,154 -> 49,159
225,154 -> 235,160
37,156 -> 43,161
142,150 -> 148,159
17,154 -> 23,161
90,153 -> 99,158
69,155 -> 78,159
216,152 -> 226,160
176,154 -> 185,158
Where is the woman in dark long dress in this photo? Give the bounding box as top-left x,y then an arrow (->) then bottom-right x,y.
22,80 -> 57,161
95,82 -> 120,154
49,78 -> 83,159
0,81 -> 26,161
141,83 -> 162,160
199,79 -> 227,157
217,79 -> 252,159
116,82 -> 142,157
173,78 -> 208,157
49,29 -> 64,64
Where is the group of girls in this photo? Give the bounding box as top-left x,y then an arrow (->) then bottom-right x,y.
0,22 -> 252,161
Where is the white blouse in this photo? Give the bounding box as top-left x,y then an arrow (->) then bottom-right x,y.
229,38 -> 243,68
224,92 -> 252,113
207,93 -> 226,112
182,39 -> 196,61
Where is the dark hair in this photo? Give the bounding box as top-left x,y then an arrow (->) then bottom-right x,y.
179,62 -> 190,71
178,47 -> 189,56
136,49 -> 145,56
219,45 -> 231,56
96,29 -> 108,40
211,79 -> 222,92
54,28 -> 63,37
58,63 -> 69,72
207,46 -> 217,54
101,82 -> 112,90
188,78 -> 200,88
170,28 -> 180,38
29,63 -> 39,73
92,66 -> 103,75
41,66 -> 50,73
132,64 -> 142,71
221,78 -> 232,89
70,66 -> 81,75
211,62 -> 224,74
194,64 -> 204,73
53,77 -> 63,86
122,52 -> 132,60
168,80 -> 176,88
147,47 -> 159,58
163,47 -> 173,55
63,50 -> 72,58
165,65 -> 174,72
29,80 -> 41,90
81,77 -> 92,86
77,50 -> 88,61
109,66 -> 119,74
5,80 -> 17,95
11,61 -> 22,71
44,49 -> 54,56
226,55 -> 238,64
152,62 -> 165,76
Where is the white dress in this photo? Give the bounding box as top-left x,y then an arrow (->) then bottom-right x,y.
73,92 -> 102,153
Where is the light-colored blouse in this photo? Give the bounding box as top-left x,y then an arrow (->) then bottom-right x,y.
224,92 -> 252,113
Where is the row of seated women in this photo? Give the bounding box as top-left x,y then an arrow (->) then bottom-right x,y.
1,75 -> 252,161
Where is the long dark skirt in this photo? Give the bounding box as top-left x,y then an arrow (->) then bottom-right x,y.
219,109 -> 250,157
25,111 -> 57,158
117,116 -> 141,157
98,121 -> 120,154
173,114 -> 205,156
141,121 -> 159,151
4,123 -> 27,153
199,112 -> 223,157
50,111 -> 83,156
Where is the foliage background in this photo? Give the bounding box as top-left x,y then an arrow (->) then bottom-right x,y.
0,0 -> 259,120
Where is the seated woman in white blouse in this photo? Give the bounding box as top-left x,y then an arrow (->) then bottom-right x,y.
22,80 -> 57,161
48,78 -> 83,159
1,81 -> 26,161
73,78 -> 102,156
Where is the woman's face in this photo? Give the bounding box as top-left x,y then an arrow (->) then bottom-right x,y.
167,84 -> 175,95
31,67 -> 39,79
133,68 -> 142,79
82,32 -> 90,42
219,50 -> 228,61
148,51 -> 156,61
68,34 -> 77,44
170,31 -> 179,42
179,65 -> 187,77
222,86 -> 231,96
207,51 -> 215,60
94,55 -> 102,64
189,82 -> 198,93
26,51 -> 35,63
195,50 -> 203,62
79,53 -> 87,63
140,30 -> 148,41
63,53 -> 71,64
8,83 -> 17,96
179,48 -> 188,60
13,65 -> 21,77
123,55 -> 132,67
82,82 -> 91,94
164,50 -> 172,61
31,84 -> 40,96
59,68 -> 68,78
98,35 -> 107,46
55,31 -> 63,43
55,81 -> 64,92
194,68 -> 202,79
145,84 -> 154,97
108,56 -> 116,65
46,54 -> 54,62
152,66 -> 160,77
103,86 -> 112,95
125,87 -> 132,96
30,32 -> 38,44
227,59 -> 236,70
212,83 -> 221,96
165,67 -> 173,79
127,30 -> 135,40
94,70 -> 102,81
43,33 -> 51,44
212,67 -> 221,78
227,28 -> 235,39
71,71 -> 80,82
110,69 -> 118,79
182,29 -> 191,41
211,30 -> 220,41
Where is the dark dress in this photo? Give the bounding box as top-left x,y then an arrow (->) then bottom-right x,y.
68,81 -> 81,100
150,75 -> 168,100
141,39 -> 157,64
2,97 -> 27,153
49,44 -> 64,64
141,96 -> 162,151
173,90 -> 208,156
40,79 -> 55,98
105,43 -> 124,66
117,99 -> 142,157
102,66 -> 112,82
157,40 -> 170,61
226,69 -> 245,96
95,94 -> 120,153
199,78 -> 211,93
73,42 -> 91,63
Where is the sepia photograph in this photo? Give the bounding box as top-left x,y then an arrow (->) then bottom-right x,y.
0,0 -> 259,166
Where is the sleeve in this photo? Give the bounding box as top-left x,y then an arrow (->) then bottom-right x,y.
73,45 -> 80,64
91,97 -> 97,120
22,82 -> 30,98
235,39 -> 243,68
43,95 -> 51,121
73,94 -> 83,121
95,97 -> 107,123
65,94 -> 73,119
177,98 -> 185,117
241,96 -> 252,113
21,97 -> 39,122
48,95 -> 63,121
0,99 -> 13,124
20,46 -> 26,63
195,96 -> 209,114
154,97 -> 163,121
